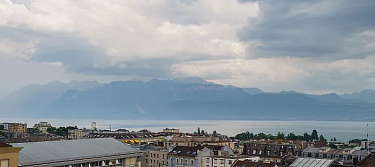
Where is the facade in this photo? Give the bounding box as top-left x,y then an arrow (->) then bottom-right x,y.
147,150 -> 169,167
198,146 -> 237,167
168,146 -> 204,167
0,143 -> 23,167
301,146 -> 368,164
0,123 -> 27,133
33,122 -> 52,134
12,138 -> 142,167
165,136 -> 234,150
242,142 -> 303,162
91,122 -> 97,131
163,128 -> 180,134
68,129 -> 83,139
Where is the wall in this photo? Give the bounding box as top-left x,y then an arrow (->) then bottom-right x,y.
0,147 -> 22,167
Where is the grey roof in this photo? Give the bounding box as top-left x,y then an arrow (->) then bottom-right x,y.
289,158 -> 334,167
12,138 -> 138,166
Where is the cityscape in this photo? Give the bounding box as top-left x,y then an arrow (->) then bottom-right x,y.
1,121 -> 375,166
1,0 -> 375,167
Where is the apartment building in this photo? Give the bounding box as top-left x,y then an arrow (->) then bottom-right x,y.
147,150 -> 169,167
165,136 -> 234,150
0,123 -> 27,133
168,146 -> 203,167
12,138 -> 142,167
198,145 -> 237,167
301,146 -> 369,164
68,129 -> 83,139
163,128 -> 180,134
32,122 -> 52,134
242,141 -> 303,162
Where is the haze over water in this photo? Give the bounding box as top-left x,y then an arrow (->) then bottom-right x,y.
1,118 -> 372,141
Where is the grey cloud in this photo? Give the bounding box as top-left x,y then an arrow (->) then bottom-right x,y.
238,0 -> 375,60
31,35 -> 185,78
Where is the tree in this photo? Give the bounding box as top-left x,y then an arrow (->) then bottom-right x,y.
276,132 -> 285,140
334,137 -> 337,141
311,130 -> 319,141
213,131 -> 217,137
0,125 -> 4,130
319,135 -> 327,142
303,133 -> 311,142
286,133 -> 298,140
197,127 -> 201,135
331,138 -> 333,141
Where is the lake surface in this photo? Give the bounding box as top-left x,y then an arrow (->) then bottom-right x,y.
0,118 -> 373,141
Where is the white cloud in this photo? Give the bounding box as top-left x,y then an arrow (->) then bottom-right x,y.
0,0 -> 258,61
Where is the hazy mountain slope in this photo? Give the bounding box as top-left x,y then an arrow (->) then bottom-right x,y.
340,89 -> 375,103
242,88 -> 263,95
0,81 -> 102,117
2,78 -> 375,121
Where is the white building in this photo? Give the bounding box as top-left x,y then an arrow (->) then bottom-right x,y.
33,122 -> 52,133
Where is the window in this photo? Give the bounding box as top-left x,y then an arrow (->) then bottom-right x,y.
229,160 -> 233,165
206,158 -> 210,163
185,159 -> 188,164
214,159 -> 217,164
259,150 -> 262,155
177,159 -> 179,163
252,150 -> 256,154
157,154 -> 159,158
1,160 -> 9,167
191,160 -> 194,164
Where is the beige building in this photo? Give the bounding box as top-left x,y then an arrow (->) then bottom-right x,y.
147,150 -> 169,167
0,143 -> 23,167
163,128 -> 180,134
68,129 -> 83,140
0,123 -> 27,134
33,122 -> 52,134
165,136 -> 235,150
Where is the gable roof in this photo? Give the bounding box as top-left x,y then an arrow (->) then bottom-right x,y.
12,138 -> 138,166
169,146 -> 204,157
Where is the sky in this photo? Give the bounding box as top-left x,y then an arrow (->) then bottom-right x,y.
1,0 -> 375,99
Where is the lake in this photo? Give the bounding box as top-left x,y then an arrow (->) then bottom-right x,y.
0,118 -> 373,141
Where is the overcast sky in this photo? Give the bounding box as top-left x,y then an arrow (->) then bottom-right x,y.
1,0 -> 375,99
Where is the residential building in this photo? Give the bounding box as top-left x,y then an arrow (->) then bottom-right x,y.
12,138 -> 142,167
0,123 -> 27,133
147,149 -> 169,167
198,145 -> 238,167
242,141 -> 303,162
168,146 -> 204,167
163,128 -> 180,134
32,122 -> 52,134
91,122 -> 97,131
68,129 -> 83,139
87,132 -> 161,145
230,159 -> 278,167
0,143 -> 23,167
301,146 -> 368,164
165,136 -> 234,150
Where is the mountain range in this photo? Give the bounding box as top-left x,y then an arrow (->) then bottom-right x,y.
1,77 -> 375,121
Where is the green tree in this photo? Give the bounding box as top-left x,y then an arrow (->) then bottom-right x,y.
197,127 -> 201,135
319,135 -> 327,142
311,130 -> 319,141
286,133 -> 298,140
276,132 -> 285,140
0,125 -> 4,130
303,133 -> 311,142
334,137 -> 337,141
